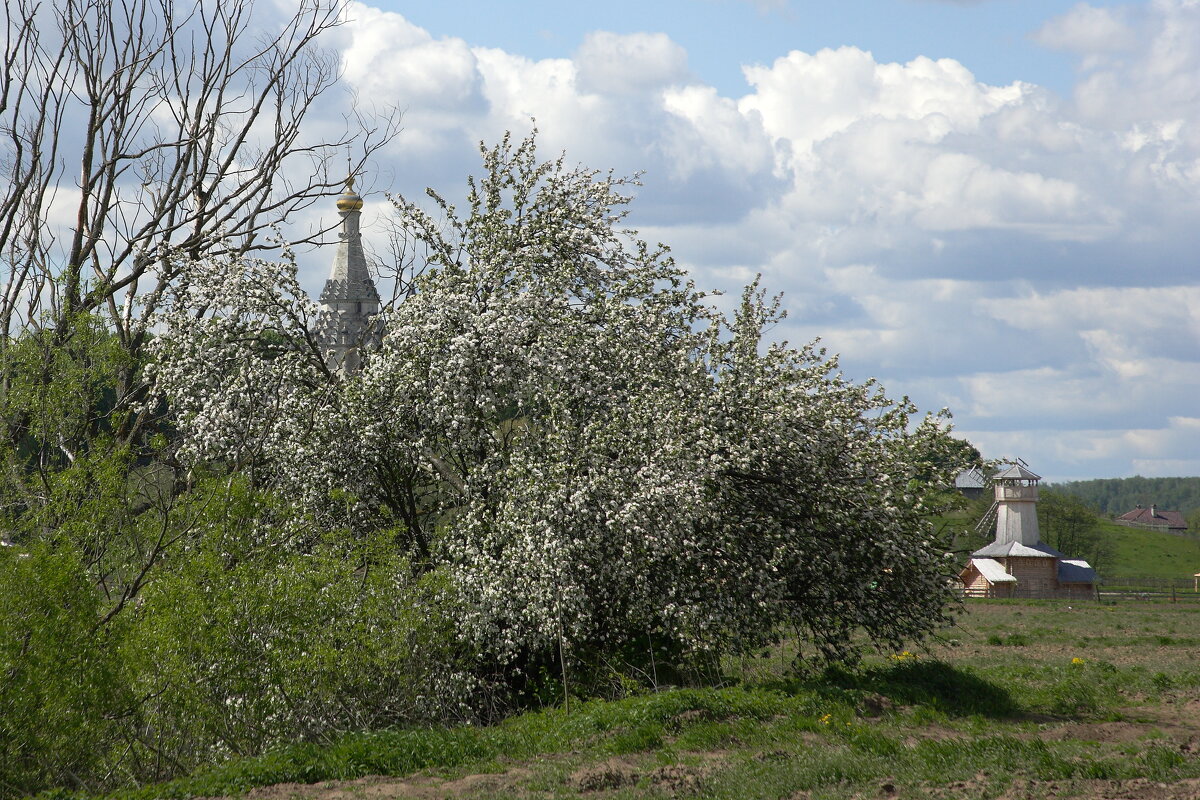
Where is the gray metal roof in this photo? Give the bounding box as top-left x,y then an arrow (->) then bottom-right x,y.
954,467 -> 987,489
1058,559 -> 1096,584
971,539 -> 1064,559
994,464 -> 1041,482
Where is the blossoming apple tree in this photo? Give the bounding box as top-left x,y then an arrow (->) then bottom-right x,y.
151,132 -> 968,677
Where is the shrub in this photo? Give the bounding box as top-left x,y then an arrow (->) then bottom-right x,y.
152,131 -> 971,694
0,544 -> 132,796
125,487 -> 474,775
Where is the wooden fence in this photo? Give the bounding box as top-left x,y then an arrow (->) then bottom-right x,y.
958,577 -> 1200,602
961,585 -> 1098,600
1096,576 -> 1200,603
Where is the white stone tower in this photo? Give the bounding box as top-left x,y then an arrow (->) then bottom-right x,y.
318,175 -> 380,373
992,463 -> 1042,547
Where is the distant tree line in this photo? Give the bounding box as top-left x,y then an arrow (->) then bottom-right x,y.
1048,476 -> 1200,518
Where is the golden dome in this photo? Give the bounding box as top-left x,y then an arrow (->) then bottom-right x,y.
336,173 -> 363,211
336,191 -> 363,212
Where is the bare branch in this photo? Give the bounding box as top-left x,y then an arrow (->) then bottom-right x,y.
0,0 -> 400,350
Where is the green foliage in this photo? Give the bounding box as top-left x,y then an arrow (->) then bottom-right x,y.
0,313 -> 131,452
1037,488 -> 1113,567
1051,476 -> 1200,517
0,543 -> 133,796
940,437 -> 984,474
0,476 -> 476,795
0,313 -> 139,530
0,314 -> 165,795
122,478 -> 474,778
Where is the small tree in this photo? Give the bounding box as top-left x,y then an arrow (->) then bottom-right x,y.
1038,488 -> 1111,569
153,132 -> 971,689
1188,508 -> 1200,538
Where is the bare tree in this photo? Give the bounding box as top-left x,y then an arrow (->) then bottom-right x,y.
0,0 -> 397,419
372,211 -> 432,306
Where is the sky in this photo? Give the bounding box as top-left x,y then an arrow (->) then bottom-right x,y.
289,0 -> 1200,483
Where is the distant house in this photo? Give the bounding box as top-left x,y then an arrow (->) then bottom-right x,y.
1115,504 -> 1188,535
953,467 -> 988,500
959,464 -> 1096,599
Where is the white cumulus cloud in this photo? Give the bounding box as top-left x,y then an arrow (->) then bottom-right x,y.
1033,3 -> 1138,53
574,31 -> 690,95
305,1 -> 1200,480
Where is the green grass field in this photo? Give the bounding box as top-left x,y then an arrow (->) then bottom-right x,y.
84,600 -> 1200,800
1097,517 -> 1200,580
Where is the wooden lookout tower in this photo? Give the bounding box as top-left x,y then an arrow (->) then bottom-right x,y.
959,464 -> 1096,599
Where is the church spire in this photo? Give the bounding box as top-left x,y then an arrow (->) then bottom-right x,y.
321,171 -> 376,300
318,170 -> 380,373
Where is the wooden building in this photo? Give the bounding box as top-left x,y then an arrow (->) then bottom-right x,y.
959,464 -> 1096,599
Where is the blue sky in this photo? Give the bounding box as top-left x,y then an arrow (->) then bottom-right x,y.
290,0 -> 1200,483
393,0 -> 1101,97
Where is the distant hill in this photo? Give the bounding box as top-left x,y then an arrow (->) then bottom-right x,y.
1048,476 -> 1200,517
1094,516 -> 1200,579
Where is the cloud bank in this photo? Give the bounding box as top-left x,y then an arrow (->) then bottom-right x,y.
309,0 -> 1200,481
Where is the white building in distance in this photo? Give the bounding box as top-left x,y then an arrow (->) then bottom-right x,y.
317,177 -> 380,373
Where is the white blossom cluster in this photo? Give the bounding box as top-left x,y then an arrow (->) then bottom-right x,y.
150,133 -> 969,669
148,252 -> 331,474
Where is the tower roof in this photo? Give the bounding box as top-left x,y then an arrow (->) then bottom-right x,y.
321,176 -> 379,304
971,539 -> 1062,559
320,277 -> 379,304
336,173 -> 364,211
994,464 -> 1041,482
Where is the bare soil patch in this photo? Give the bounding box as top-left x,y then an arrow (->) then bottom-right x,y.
912,777 -> 1200,800
241,768 -> 534,800
567,756 -> 712,794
